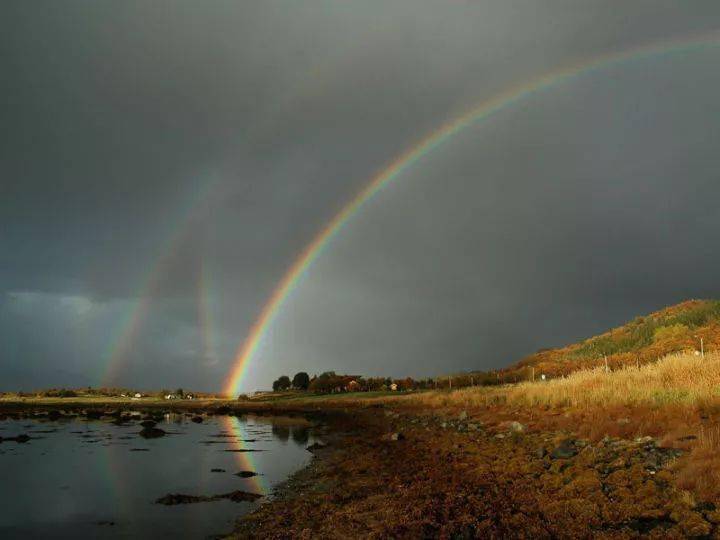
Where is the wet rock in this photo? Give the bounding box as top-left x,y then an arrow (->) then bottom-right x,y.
235,471 -> 259,478
139,427 -> 166,439
85,410 -> 103,420
140,420 -> 156,429
156,493 -> 209,505
550,439 -> 578,459
306,442 -> 327,453
8,434 -> 31,443
156,490 -> 262,505
130,448 -> 149,452
222,490 -> 264,503
211,468 -> 226,473
191,416 -> 203,423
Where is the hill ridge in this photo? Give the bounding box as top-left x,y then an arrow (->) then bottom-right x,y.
508,299 -> 720,378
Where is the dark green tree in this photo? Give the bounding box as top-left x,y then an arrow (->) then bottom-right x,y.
277,375 -> 291,390
292,372 -> 310,390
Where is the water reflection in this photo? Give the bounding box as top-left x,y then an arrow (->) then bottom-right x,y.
291,426 -> 310,445
0,413 -> 319,539
272,424 -> 290,442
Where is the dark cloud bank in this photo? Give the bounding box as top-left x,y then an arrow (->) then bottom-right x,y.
3,1 -> 720,392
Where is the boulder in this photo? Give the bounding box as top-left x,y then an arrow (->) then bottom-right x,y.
156,490 -> 262,505
4,434 -> 31,443
222,490 -> 263,503
306,442 -> 327,453
139,427 -> 166,439
550,439 -> 578,459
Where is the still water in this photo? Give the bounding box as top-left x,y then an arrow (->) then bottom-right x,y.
0,413 -> 318,539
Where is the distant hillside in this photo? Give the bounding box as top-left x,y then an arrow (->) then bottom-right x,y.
507,299 -> 720,379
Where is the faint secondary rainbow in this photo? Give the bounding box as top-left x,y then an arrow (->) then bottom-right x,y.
101,178 -> 217,387
223,32 -> 720,396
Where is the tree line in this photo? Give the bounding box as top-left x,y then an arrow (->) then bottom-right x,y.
270,369 -> 507,395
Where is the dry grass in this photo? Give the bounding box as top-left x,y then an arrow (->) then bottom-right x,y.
504,351 -> 720,409
405,352 -> 720,411
675,424 -> 720,501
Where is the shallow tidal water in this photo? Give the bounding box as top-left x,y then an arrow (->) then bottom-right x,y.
0,413 -> 318,539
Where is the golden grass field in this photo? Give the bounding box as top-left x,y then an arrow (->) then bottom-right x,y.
419,351 -> 720,410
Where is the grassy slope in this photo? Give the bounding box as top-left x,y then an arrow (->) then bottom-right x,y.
507,299 -> 720,378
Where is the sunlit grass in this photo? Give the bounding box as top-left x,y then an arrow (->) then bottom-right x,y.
396,352 -> 720,410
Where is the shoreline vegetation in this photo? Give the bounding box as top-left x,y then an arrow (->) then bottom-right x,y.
5,301 -> 720,536
4,351 -> 720,536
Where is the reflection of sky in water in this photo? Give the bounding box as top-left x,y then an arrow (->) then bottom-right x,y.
0,415 -> 317,539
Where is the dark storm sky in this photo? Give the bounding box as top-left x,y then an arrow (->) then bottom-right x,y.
3,1 -> 720,392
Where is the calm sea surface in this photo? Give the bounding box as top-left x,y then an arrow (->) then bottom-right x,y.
0,413 -> 318,539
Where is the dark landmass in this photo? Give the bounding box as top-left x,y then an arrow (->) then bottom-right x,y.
156,490 -> 262,505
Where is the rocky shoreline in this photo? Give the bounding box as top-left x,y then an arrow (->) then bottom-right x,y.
229,407 -> 719,539
3,399 -> 718,538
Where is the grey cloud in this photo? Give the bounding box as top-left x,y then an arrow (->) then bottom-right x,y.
3,1 -> 720,392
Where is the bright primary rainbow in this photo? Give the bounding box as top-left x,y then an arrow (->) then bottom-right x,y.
219,32 -> 720,395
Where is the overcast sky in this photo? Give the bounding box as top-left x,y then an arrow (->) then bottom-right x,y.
3,1 -> 720,393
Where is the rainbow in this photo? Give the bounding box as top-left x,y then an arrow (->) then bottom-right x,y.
101,178 -> 217,387
223,31 -> 720,396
